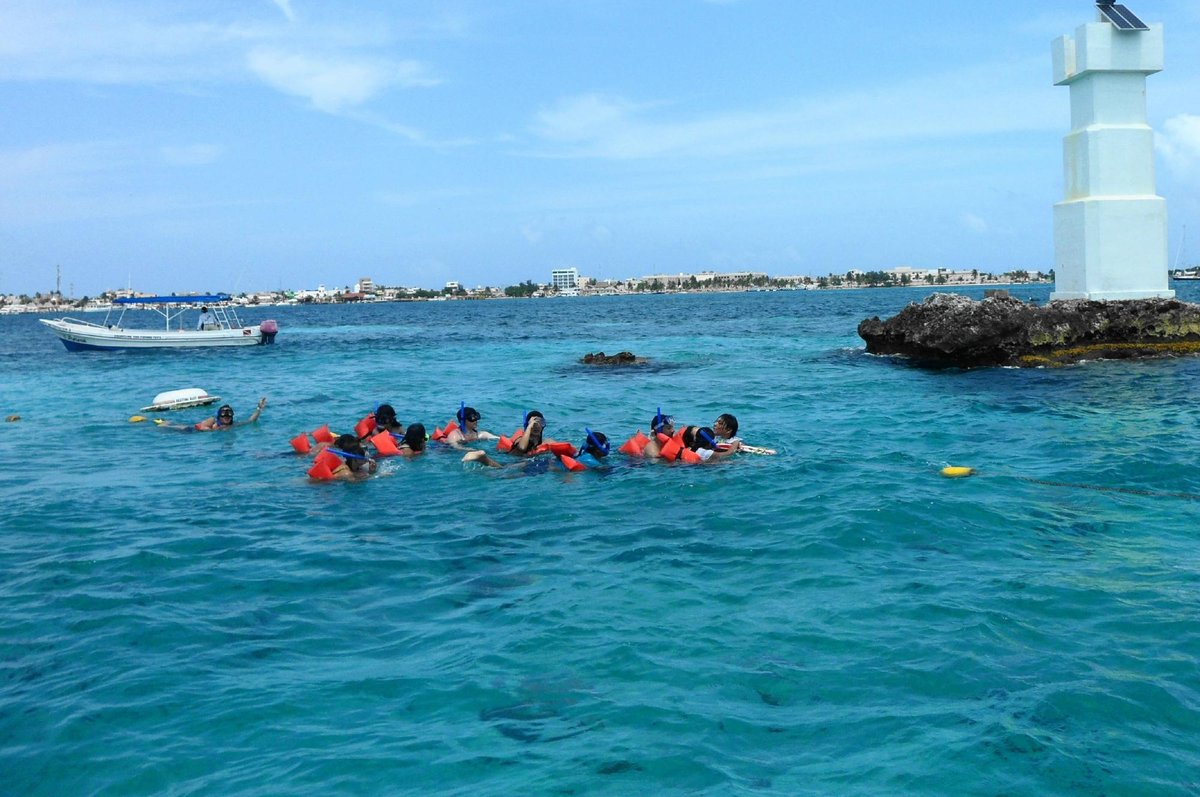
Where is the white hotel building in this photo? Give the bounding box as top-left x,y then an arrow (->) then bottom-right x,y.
551,268 -> 580,296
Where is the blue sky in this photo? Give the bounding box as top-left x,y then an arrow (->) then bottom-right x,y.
1,0 -> 1197,297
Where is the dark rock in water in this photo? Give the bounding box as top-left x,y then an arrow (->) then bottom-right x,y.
580,351 -> 646,365
858,293 -> 1200,367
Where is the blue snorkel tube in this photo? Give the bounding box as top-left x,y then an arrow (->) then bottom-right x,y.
329,448 -> 372,461
584,427 -> 609,458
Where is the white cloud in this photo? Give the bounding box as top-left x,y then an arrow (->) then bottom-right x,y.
0,3 -> 443,133
961,212 -> 989,233
1158,114 -> 1200,177
270,0 -> 296,22
0,141 -> 168,224
528,58 -> 1057,161
0,3 -> 240,83
160,144 -> 222,166
0,142 -> 121,182
246,48 -> 437,113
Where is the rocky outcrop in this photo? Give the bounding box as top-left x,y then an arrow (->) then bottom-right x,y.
580,351 -> 646,365
858,293 -> 1200,367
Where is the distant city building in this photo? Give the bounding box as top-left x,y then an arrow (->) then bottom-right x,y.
356,276 -> 374,294
444,281 -> 461,292
889,266 -> 938,281
639,270 -> 768,288
551,268 -> 579,296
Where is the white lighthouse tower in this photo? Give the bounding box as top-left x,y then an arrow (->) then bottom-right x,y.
1050,1 -> 1172,301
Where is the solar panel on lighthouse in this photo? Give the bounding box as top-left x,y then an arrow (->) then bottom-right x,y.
1096,1 -> 1150,31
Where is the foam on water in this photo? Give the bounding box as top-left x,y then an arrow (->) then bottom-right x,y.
2,287 -> 1200,795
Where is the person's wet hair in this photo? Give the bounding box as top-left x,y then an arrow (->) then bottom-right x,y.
716,413 -> 738,437
334,434 -> 369,471
376,404 -> 398,427
681,425 -> 698,448
458,406 -> 480,424
525,410 -> 544,425
651,413 -> 673,434
693,427 -> 718,450
403,423 -> 427,452
582,430 -> 609,459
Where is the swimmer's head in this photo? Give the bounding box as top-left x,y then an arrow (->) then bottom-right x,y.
216,404 -> 234,425
693,427 -> 718,451
375,404 -> 398,427
713,413 -> 738,438
334,434 -> 369,471
403,423 -> 427,452
651,412 -> 674,435
680,425 -> 697,448
582,429 -> 609,459
458,406 -> 481,426
520,415 -> 544,451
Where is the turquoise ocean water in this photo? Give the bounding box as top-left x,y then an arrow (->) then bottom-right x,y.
3,286 -> 1200,796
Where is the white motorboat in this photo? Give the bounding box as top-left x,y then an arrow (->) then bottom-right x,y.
40,294 -> 278,351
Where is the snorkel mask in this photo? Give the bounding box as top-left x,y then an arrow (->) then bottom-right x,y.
583,428 -> 610,458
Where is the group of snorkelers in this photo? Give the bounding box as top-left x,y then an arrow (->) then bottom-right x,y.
290,403 -> 746,481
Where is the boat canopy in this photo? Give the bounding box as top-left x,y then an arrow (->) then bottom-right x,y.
114,294 -> 233,305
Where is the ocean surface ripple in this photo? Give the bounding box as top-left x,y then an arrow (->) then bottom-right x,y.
3,287 -> 1200,796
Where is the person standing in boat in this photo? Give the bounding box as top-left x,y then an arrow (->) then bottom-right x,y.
196,306 -> 216,330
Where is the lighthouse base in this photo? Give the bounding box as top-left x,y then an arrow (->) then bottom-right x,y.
1051,196 -> 1172,302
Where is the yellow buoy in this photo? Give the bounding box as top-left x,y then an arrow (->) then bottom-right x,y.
941,466 -> 975,478
128,415 -> 147,423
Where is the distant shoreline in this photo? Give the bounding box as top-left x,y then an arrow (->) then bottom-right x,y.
1,280 -> 1058,314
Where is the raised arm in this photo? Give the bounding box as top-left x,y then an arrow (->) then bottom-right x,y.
512,415 -> 542,453
246,397 -> 267,424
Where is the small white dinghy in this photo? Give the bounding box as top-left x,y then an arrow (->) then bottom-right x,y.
141,388 -> 221,412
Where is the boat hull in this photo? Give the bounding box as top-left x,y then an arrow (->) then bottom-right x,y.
40,319 -> 264,351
